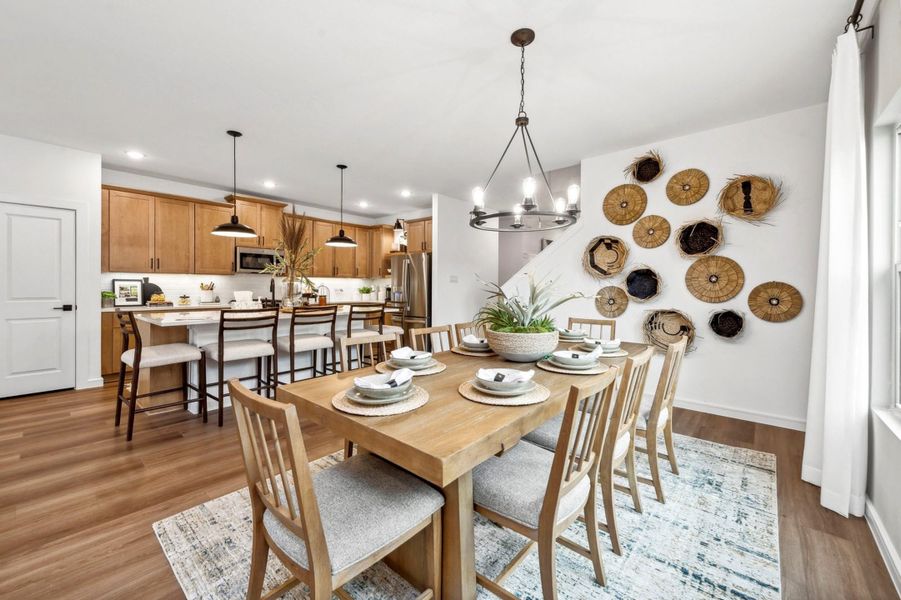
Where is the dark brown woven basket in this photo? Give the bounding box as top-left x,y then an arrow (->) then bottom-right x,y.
709,309 -> 745,339
625,150 -> 665,184
625,266 -> 661,302
676,219 -> 723,257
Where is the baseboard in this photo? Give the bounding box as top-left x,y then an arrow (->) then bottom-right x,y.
865,497 -> 901,596
672,395 -> 806,431
77,377 -> 106,390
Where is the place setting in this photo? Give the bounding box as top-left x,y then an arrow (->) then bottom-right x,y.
537,345 -> 611,375
451,334 -> 497,357
375,346 -> 447,376
570,336 -> 629,358
557,327 -> 589,343
331,368 -> 429,416
458,367 -> 550,406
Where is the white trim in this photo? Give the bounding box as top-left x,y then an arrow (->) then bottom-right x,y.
865,497 -> 901,596
80,377 -> 106,390
672,395 -> 806,431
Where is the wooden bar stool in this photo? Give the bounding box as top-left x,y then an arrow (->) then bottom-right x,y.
335,303 -> 394,370
380,299 -> 407,346
276,305 -> 338,383
114,310 -> 207,442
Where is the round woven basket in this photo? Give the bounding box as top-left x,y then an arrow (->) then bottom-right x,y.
485,326 -> 559,362
625,150 -> 665,183
583,236 -> 629,279
747,281 -> 803,322
603,184 -> 647,225
676,219 -> 723,257
709,309 -> 745,339
595,286 -> 629,318
666,168 -> 709,205
685,256 -> 745,303
718,175 -> 782,222
632,215 -> 671,249
625,266 -> 661,302
643,309 -> 695,351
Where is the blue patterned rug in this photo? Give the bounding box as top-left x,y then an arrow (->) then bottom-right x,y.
154,434 -> 779,599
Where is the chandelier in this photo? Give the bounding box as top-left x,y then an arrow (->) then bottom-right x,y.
470,28 -> 580,233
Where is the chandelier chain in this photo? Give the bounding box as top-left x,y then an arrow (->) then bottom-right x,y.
518,45 -> 526,117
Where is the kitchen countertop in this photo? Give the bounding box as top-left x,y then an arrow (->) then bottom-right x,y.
101,303 -> 232,313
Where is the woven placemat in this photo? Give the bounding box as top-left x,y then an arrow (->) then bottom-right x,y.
375,361 -> 447,376
536,359 -> 610,375
457,381 -> 550,407
331,386 -> 428,416
451,346 -> 496,357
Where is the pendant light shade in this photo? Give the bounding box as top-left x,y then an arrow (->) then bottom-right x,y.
325,164 -> 357,248
212,130 -> 258,238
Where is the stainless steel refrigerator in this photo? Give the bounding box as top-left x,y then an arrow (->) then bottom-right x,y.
390,252 -> 431,328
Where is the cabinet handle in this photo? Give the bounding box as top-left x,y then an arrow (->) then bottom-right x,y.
156,257 -> 160,269
150,258 -> 153,269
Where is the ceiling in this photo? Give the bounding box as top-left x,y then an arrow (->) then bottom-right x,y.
0,1 -> 852,217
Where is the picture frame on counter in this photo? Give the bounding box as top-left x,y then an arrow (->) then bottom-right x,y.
112,279 -> 143,306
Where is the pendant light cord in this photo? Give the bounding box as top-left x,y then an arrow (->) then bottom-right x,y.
339,167 -> 344,229
232,133 -> 237,217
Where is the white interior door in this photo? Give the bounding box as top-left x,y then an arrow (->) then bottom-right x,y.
0,202 -> 76,397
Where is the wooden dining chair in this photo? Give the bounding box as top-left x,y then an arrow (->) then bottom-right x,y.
409,325 -> 456,353
471,369 -> 618,598
634,337 -> 687,503
453,321 -> 484,345
229,379 -> 444,600
567,317 -> 616,340
338,332 -> 396,372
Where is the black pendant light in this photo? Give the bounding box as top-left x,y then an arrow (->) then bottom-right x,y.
325,164 -> 357,247
212,130 -> 258,238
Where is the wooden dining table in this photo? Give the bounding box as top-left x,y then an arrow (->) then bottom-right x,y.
277,340 -> 651,600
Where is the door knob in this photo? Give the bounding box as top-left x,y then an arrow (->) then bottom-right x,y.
52,305 -> 74,311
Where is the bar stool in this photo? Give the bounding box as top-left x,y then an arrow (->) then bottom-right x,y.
335,303 -> 391,370
276,305 -> 338,383
114,310 -> 206,442
379,299 -> 407,345
202,308 -> 280,427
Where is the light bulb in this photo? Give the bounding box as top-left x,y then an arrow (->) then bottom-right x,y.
513,204 -> 523,215
567,183 -> 581,206
522,177 -> 537,199
471,187 -> 485,209
555,197 -> 566,213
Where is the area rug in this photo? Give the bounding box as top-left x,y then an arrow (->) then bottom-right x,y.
153,434 -> 780,599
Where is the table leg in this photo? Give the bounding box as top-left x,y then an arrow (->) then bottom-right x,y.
442,470 -> 476,600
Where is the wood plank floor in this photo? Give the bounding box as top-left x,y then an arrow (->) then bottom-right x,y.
0,384 -> 896,599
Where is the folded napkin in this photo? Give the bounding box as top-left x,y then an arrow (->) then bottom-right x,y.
354,369 -> 414,389
560,328 -> 588,337
554,346 -> 604,360
477,368 -> 534,383
391,346 -> 432,360
463,334 -> 487,345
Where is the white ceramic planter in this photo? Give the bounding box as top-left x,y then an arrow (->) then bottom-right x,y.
485,327 -> 559,362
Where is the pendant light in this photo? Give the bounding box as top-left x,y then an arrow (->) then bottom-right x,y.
325,164 -> 357,247
212,130 -> 258,238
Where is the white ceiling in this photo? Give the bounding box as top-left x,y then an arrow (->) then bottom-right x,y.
0,1 -> 851,217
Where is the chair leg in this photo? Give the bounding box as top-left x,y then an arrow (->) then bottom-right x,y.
218,360 -> 225,428
246,504 -> 269,600
646,429 -> 665,503
290,349 -> 296,383
583,480 -> 607,586
625,443 -> 643,514
198,353 -> 207,420
424,512 -> 442,600
181,362 -> 189,410
126,365 -> 140,442
255,357 -> 263,395
538,529 -> 558,600
114,361 -> 126,427
663,421 -> 679,475
599,468 -> 621,555
344,439 -> 354,459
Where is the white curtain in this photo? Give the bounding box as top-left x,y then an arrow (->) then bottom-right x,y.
802,30 -> 869,517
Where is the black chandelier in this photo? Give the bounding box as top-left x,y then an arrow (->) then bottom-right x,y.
470,28 -> 581,233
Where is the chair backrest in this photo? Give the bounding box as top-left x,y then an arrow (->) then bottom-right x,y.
345,303 -> 385,336
646,338 -> 687,430
289,305 -> 338,343
114,309 -> 141,356
384,299 -> 406,325
540,368 -> 618,529
260,297 -> 279,309
453,321 -> 484,344
567,317 -> 616,340
229,379 -> 330,579
409,325 -> 456,352
216,308 -> 281,359
604,347 -> 654,456
339,332 -> 397,372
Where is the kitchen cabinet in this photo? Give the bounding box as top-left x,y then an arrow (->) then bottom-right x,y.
406,219 -> 426,252
370,225 -> 394,277
154,197 -> 194,273
229,196 -> 286,250
334,226 -> 356,277
354,227 -> 371,278
259,204 -> 284,250
423,218 -> 432,252
101,312 -> 130,379
108,190 -> 155,272
101,188 -> 110,272
194,204 -> 235,274
311,220 -> 336,277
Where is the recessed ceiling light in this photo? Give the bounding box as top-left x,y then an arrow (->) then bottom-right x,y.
125,150 -> 145,160
358,200 -> 369,208
262,180 -> 276,189
400,189 -> 411,198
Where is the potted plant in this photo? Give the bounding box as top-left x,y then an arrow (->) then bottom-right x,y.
476,274 -> 584,362
260,213 -> 318,307
358,286 -> 373,301
100,290 -> 116,309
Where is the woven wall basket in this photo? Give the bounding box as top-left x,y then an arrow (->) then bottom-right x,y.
666,168 -> 710,205
632,214 -> 671,249
595,286 -> 629,318
603,184 -> 647,225
676,219 -> 723,258
625,150 -> 665,184
709,309 -> 745,339
583,236 -> 629,279
625,266 -> 661,302
644,309 -> 696,351
685,255 -> 745,303
747,281 -> 803,322
718,175 -> 783,222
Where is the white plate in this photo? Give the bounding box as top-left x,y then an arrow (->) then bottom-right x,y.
548,357 -> 599,371
470,379 -> 536,397
387,358 -> 437,371
462,342 -> 490,351
345,387 -> 414,406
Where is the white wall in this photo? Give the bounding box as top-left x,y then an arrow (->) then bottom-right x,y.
503,104 -> 827,430
0,134 -> 102,389
431,193 -> 498,326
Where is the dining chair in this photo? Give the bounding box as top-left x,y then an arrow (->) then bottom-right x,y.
409,325 -> 456,353
336,303 -> 395,369
338,332 -> 396,372
634,337 -> 687,503
567,317 -> 616,340
228,379 -> 444,600
276,305 -> 338,383
453,321 -> 485,345
202,308 -> 280,427
471,369 -> 618,598
113,310 -> 207,442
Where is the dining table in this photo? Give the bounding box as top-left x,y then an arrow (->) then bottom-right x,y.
276,340 -> 652,600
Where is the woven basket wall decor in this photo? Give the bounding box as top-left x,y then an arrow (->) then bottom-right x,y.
583,236 -> 629,279
632,214 -> 671,249
625,266 -> 661,302
676,219 -> 723,257
684,256 -> 745,303
747,281 -> 803,322
709,309 -> 745,339
595,286 -> 629,318
666,168 -> 710,205
718,175 -> 783,222
643,309 -> 696,351
603,184 -> 647,225
625,150 -> 665,184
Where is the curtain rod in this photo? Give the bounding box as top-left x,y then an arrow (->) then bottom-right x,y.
845,0 -> 875,37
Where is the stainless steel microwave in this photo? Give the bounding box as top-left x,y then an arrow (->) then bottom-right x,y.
235,246 -> 280,273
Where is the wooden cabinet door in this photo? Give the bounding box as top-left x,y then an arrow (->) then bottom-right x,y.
334,226 -> 356,277
101,312 -> 115,375
354,228 -> 371,278
312,220 -> 335,277
370,225 -> 394,277
423,218 -> 432,252
259,205 -> 284,250
154,198 -> 194,273
234,200 -> 261,246
406,220 -> 425,252
101,188 -> 110,272
194,204 -> 235,274
108,190 -> 154,272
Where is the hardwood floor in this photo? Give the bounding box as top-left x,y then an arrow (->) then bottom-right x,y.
0,385 -> 896,599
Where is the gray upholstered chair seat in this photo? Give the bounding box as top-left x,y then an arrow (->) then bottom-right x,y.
120,343 -> 201,368
640,406 -> 669,429
472,441 -> 591,529
276,334 -> 334,353
365,324 -> 403,335
523,412 -> 631,462
262,454 -> 444,575
201,339 -> 274,362
334,328 -> 381,340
